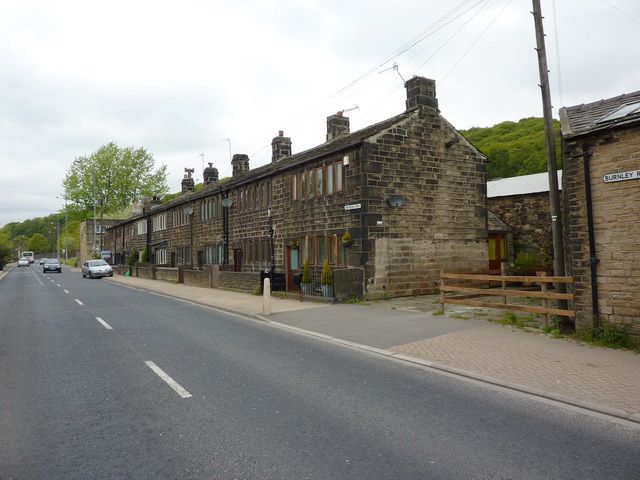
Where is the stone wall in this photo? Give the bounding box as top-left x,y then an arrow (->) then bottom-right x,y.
488,192 -> 554,266
155,267 -> 179,283
563,127 -> 640,341
137,265 -> 154,279
217,271 -> 260,292
334,268 -> 364,300
363,108 -> 487,296
184,268 -> 211,288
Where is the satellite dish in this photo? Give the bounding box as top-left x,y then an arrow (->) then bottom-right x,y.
388,195 -> 406,208
184,207 -> 194,215
221,198 -> 233,207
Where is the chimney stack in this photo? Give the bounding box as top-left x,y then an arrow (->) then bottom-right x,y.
231,154 -> 250,177
326,111 -> 350,141
181,167 -> 195,193
405,76 -> 438,111
271,130 -> 292,162
203,162 -> 219,185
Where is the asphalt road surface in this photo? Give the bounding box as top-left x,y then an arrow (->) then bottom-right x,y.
1,266 -> 639,479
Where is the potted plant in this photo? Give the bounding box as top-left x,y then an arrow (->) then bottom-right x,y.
300,258 -> 312,295
341,231 -> 352,247
320,259 -> 333,298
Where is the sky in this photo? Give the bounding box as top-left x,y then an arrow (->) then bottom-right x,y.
1,0 -> 639,227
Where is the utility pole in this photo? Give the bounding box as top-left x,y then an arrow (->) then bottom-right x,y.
532,0 -> 565,281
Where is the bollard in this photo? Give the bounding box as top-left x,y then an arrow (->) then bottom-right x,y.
263,277 -> 271,315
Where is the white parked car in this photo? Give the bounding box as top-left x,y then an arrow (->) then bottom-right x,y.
18,257 -> 30,267
82,259 -> 113,279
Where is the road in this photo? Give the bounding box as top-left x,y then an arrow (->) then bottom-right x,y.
1,266 -> 639,479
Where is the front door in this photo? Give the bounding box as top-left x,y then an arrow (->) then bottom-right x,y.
233,248 -> 243,272
488,234 -> 507,273
286,246 -> 300,291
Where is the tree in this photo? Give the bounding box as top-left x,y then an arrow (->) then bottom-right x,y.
63,142 -> 169,220
0,233 -> 12,265
461,117 -> 561,180
27,233 -> 50,254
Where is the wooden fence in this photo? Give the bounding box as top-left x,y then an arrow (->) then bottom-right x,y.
439,271 -> 574,327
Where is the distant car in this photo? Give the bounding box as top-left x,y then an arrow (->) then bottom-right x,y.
39,258 -> 47,265
82,259 -> 113,279
43,258 -> 62,273
18,257 -> 30,267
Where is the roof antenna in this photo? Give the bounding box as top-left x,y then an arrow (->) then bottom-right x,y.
378,62 -> 405,84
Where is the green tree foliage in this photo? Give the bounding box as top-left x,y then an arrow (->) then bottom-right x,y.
461,117 -> 561,180
0,233 -> 12,264
27,233 -> 50,253
63,142 -> 169,220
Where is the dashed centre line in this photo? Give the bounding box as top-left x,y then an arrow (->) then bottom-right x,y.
56,283 -> 61,287
64,289 -> 70,294
95,317 -> 113,330
145,361 -> 192,399
74,299 -> 84,305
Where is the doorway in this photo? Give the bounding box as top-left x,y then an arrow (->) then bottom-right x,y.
233,248 -> 243,272
286,246 -> 300,291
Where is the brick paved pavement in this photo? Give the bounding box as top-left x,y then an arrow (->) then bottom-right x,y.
390,323 -> 640,419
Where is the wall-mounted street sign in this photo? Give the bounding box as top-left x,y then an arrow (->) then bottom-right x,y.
603,169 -> 640,183
344,203 -> 361,211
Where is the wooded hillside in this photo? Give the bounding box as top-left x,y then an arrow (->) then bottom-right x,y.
460,117 -> 561,180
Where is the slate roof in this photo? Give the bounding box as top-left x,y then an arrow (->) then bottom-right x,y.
487,170 -> 562,198
109,107 -> 421,228
559,90 -> 640,139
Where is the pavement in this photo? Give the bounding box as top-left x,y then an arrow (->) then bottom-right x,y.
47,270 -> 640,423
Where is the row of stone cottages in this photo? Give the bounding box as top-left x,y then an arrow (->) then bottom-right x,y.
104,76 -> 489,300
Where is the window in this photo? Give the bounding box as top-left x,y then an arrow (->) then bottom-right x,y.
172,208 -> 191,227
176,246 -> 191,265
316,167 -> 323,195
137,219 -> 147,235
327,164 -> 334,194
204,244 -> 224,264
308,169 -> 314,198
335,161 -> 343,192
300,171 -> 306,200
152,213 -> 166,231
292,174 -> 298,200
155,248 -> 168,265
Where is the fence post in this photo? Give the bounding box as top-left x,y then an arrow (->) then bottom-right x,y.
263,277 -> 271,315
439,270 -> 445,314
500,262 -> 508,305
540,272 -> 549,329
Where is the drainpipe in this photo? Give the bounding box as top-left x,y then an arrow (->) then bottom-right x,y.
581,142 -> 600,329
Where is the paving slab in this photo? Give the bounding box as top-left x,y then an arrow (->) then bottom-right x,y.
105,274 -> 325,316
269,305 -> 486,349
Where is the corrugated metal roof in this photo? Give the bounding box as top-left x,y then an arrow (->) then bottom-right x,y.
487,170 -> 562,198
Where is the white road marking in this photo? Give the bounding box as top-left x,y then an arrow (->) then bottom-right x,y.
56,283 -> 61,287
74,299 -> 84,305
145,361 -> 192,399
64,289 -> 70,294
31,270 -> 44,286
95,317 -> 113,330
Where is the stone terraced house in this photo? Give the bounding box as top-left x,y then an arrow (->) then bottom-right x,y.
106,76 -> 488,299
560,90 -> 640,341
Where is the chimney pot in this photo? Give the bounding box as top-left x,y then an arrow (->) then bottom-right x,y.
232,154 -> 250,176
271,131 -> 292,163
326,112 -> 350,142
405,76 -> 438,111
